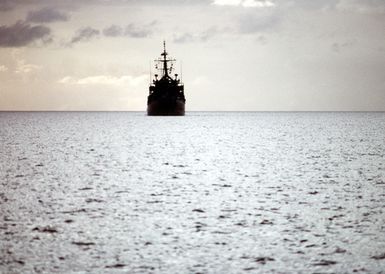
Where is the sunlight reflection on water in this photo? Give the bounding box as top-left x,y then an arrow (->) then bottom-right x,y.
1,111 -> 385,273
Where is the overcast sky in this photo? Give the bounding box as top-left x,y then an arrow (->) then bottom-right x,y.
0,0 -> 384,111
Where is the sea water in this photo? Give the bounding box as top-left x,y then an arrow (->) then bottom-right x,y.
1,111 -> 385,273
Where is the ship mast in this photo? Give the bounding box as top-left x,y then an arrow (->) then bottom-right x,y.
161,41 -> 168,76
158,41 -> 175,77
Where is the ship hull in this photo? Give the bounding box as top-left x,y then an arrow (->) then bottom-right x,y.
147,99 -> 185,116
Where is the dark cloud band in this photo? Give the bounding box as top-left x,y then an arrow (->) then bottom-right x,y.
102,22 -> 155,39
0,21 -> 52,47
71,27 -> 100,44
0,0 -> 14,11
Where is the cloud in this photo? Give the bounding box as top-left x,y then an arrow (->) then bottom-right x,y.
274,0 -> 336,10
173,32 -> 195,43
26,7 -> 69,23
124,23 -> 153,38
256,34 -> 267,44
5,0 -> 383,13
3,0 -> 211,8
200,26 -> 221,41
213,0 -> 241,6
58,74 -> 148,86
237,10 -> 280,33
15,59 -> 41,73
8,50 -> 42,73
0,21 -> 52,47
102,22 -> 155,38
0,64 -> 8,72
69,22 -> 155,44
213,0 -> 275,8
71,27 -> 100,43
103,25 -> 123,37
174,27 -> 222,43
243,0 -> 275,8
0,0 -> 13,11
331,41 -> 355,53
336,0 -> 385,13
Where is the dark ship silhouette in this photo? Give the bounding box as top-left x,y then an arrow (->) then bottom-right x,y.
147,41 -> 185,116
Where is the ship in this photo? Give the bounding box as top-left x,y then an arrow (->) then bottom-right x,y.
147,41 -> 185,116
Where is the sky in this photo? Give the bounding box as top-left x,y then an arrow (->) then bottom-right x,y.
0,0 -> 385,111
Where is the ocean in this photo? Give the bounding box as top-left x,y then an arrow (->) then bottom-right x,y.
1,111 -> 385,273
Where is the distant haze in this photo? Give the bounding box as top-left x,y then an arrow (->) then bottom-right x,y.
1,0 -> 385,111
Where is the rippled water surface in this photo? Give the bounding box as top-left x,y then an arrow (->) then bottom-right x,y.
1,111 -> 385,273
